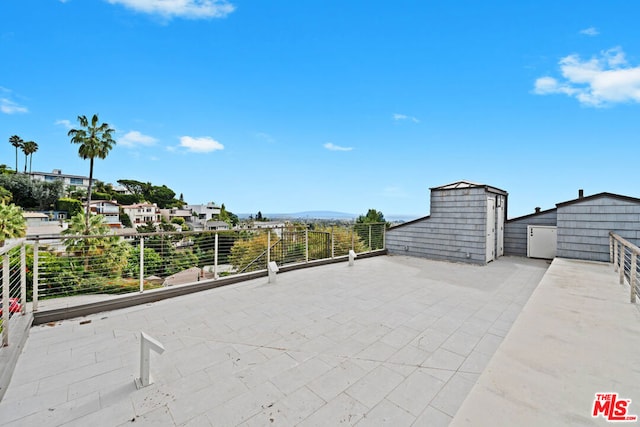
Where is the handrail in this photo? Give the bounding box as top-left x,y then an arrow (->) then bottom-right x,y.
609,232 -> 639,303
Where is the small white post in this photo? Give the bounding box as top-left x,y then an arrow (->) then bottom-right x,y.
139,238 -> 145,293
331,227 -> 335,259
268,261 -> 279,284
614,241 -> 619,272
349,249 -> 357,267
135,332 -> 165,389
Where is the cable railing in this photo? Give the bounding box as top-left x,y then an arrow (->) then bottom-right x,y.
609,232 -> 640,303
28,223 -> 386,306
0,239 -> 27,347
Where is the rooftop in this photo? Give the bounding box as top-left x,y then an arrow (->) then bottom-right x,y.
0,255 -> 637,426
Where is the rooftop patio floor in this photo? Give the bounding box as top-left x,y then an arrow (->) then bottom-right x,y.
0,255 -> 550,426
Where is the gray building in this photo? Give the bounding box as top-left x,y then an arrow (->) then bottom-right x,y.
386,181 -> 507,265
505,192 -> 640,262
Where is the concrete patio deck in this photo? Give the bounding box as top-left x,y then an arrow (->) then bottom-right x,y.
451,258 -> 640,427
0,255 -> 555,426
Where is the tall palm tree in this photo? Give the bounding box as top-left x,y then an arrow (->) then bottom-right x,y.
22,141 -> 38,175
68,114 -> 116,232
8,135 -> 23,173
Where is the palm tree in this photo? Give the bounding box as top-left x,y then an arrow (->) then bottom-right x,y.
8,135 -> 23,173
68,114 -> 116,231
0,202 -> 26,247
22,141 -> 38,175
62,211 -> 113,269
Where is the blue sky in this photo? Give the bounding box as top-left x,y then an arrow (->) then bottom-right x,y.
1,1 -> 639,219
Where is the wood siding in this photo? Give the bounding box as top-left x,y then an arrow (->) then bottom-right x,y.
386,187 -> 496,264
504,210 -> 557,257
557,197 -> 640,262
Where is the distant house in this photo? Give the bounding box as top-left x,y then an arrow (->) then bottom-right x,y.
159,208 -> 192,223
23,212 -> 67,244
88,200 -> 122,228
185,203 -> 222,230
30,169 -> 90,191
205,220 -> 230,231
121,203 -> 162,227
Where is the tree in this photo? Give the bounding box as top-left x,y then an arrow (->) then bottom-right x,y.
0,174 -> 63,209
0,186 -> 12,204
356,209 -> 385,224
62,212 -> 113,270
0,202 -> 26,246
22,141 -> 38,175
68,114 -> 116,231
9,135 -> 23,173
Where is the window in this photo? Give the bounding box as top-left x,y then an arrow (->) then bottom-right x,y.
70,178 -> 84,185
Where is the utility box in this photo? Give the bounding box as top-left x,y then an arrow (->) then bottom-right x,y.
527,226 -> 557,259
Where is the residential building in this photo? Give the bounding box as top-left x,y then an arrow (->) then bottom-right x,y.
88,200 -> 122,228
30,169 -> 90,191
121,203 -> 162,227
185,202 -> 222,230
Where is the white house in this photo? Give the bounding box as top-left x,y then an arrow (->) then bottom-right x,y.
30,169 -> 90,191
185,202 -> 222,230
121,203 -> 162,227
88,200 -> 122,228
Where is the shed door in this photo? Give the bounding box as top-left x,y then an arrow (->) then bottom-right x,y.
486,198 -> 496,262
527,226 -> 557,259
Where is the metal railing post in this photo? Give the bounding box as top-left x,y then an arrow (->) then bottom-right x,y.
20,243 -> 26,315
369,224 -> 372,251
305,228 -> 309,263
614,240 -> 619,272
2,253 -> 10,346
383,223 -> 386,249
267,230 -> 271,265
630,253 -> 637,303
619,245 -> 625,285
33,239 -> 39,312
331,227 -> 334,259
139,237 -> 145,293
214,232 -> 219,279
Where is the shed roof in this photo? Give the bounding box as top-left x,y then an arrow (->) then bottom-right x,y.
430,180 -> 508,195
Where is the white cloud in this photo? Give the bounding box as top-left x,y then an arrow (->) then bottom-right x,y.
106,0 -> 235,19
54,119 -> 73,129
179,136 -> 224,152
0,98 -> 28,114
119,130 -> 158,147
323,142 -> 353,152
533,47 -> 640,107
393,113 -> 419,123
580,27 -> 599,36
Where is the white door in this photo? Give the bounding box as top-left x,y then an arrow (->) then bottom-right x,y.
527,226 -> 557,259
496,197 -> 504,257
486,198 -> 496,263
